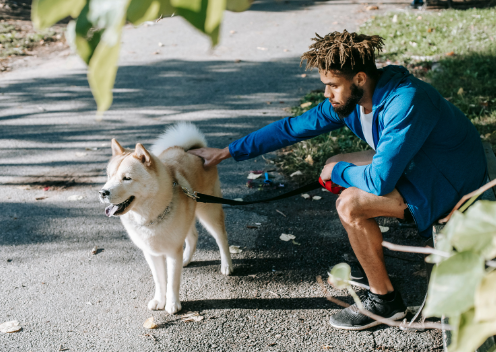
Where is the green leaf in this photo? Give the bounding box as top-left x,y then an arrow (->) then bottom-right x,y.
424,251 -> 485,318
474,271 -> 496,322
126,0 -> 174,26
450,201 -> 496,260
87,0 -> 130,46
328,263 -> 351,290
32,0 -> 87,29
449,308 -> 496,352
88,39 -> 121,113
173,0 -> 223,45
72,3 -> 104,64
226,0 -> 252,12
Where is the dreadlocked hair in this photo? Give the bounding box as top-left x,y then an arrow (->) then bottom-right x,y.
301,30 -> 385,80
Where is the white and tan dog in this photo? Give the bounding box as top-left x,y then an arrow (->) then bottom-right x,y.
99,123 -> 233,314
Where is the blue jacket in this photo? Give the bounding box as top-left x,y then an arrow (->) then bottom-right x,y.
229,65 -> 487,237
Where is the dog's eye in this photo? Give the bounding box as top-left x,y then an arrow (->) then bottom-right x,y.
123,176 -> 132,181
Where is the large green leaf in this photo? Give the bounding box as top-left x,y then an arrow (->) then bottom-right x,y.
87,0 -> 130,46
173,0 -> 223,45
474,271 -> 496,322
226,0 -> 251,12
424,251 -> 485,318
126,0 -> 174,25
32,0 -> 86,29
450,201 -> 496,260
88,39 -> 121,112
328,263 -> 351,290
449,308 -> 496,352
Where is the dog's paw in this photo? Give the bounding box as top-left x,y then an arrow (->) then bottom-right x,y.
165,300 -> 182,315
147,298 -> 166,311
221,263 -> 233,276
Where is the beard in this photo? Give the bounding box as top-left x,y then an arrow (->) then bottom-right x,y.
333,83 -> 364,119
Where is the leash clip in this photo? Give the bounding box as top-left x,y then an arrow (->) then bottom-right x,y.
181,186 -> 199,200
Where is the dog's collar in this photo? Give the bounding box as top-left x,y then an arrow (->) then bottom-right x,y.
136,181 -> 177,227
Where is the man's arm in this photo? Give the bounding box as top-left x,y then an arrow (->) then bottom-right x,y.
188,99 -> 344,166
330,91 -> 440,195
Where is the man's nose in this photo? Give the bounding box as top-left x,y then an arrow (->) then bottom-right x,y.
324,86 -> 332,99
99,189 -> 110,197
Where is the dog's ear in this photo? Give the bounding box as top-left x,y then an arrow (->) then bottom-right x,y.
134,143 -> 153,167
111,139 -> 125,156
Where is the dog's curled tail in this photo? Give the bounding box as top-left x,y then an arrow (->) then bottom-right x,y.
150,122 -> 207,156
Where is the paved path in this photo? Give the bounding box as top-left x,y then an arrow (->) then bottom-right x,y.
1,1 -> 442,351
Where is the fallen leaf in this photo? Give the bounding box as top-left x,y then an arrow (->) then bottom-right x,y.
427,28 -> 434,33
85,147 -> 98,151
247,173 -> 263,179
304,154 -> 314,165
143,317 -> 158,329
229,245 -> 243,254
0,320 -> 21,333
301,194 -> 310,199
312,196 -> 322,201
457,87 -> 464,96
280,234 -> 295,241
276,209 -> 287,217
379,226 -> 389,233
292,240 -> 301,245
91,246 -> 98,255
290,170 -> 303,177
300,102 -> 312,108
234,198 -> 244,202
67,195 -> 83,201
181,312 -> 204,322
323,345 -> 332,350
366,5 -> 379,10
35,197 -> 47,201
234,59 -> 241,63
446,51 -> 455,56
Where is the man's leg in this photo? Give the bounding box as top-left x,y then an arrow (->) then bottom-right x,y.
327,150 -> 408,330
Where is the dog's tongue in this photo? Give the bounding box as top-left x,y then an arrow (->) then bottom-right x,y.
105,204 -> 119,217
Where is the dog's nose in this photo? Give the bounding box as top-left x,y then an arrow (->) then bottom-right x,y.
99,189 -> 110,197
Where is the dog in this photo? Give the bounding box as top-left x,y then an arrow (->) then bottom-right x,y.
99,122 -> 233,314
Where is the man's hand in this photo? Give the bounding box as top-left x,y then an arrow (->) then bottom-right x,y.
187,147 -> 231,168
320,161 -> 338,183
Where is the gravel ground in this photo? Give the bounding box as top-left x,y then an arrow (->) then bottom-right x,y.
0,1 -> 442,351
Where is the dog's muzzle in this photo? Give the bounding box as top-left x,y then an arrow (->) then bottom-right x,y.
99,189 -> 110,203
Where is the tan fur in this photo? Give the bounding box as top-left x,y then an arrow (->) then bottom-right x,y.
100,132 -> 232,315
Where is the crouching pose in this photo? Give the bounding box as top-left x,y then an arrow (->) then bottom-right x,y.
189,30 -> 487,330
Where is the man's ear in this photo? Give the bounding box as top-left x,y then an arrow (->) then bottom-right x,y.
134,143 -> 153,167
111,139 -> 125,156
354,72 -> 367,87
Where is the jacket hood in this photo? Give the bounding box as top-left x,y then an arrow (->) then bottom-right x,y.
372,65 -> 411,110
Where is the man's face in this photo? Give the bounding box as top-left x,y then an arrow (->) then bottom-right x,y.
320,70 -> 364,119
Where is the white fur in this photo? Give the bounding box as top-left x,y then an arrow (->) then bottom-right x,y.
150,122 -> 207,156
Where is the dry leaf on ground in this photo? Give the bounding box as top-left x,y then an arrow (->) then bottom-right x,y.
366,5 -> 379,10
0,320 -> 21,333
143,317 -> 158,329
304,154 -> 314,165
229,245 -> 243,254
312,196 -> 322,201
68,195 -> 83,201
379,226 -> 389,233
247,173 -> 263,180
300,102 -> 312,108
301,194 -> 310,199
290,170 -> 303,177
181,312 -> 204,322
280,234 -> 296,241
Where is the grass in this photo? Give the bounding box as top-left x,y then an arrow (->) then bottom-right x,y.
0,22 -> 58,58
277,7 -> 496,181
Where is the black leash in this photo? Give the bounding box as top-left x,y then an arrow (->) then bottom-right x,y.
182,181 -> 322,205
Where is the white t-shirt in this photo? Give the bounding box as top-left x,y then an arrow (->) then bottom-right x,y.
360,105 -> 375,150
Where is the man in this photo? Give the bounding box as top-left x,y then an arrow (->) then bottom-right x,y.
188,30 -> 487,330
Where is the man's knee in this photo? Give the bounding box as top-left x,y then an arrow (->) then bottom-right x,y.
335,187 -> 362,223
326,154 -> 344,164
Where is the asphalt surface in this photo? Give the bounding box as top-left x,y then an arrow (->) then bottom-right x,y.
1,1 -> 443,351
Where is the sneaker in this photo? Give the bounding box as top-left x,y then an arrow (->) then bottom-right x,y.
329,290 -> 407,331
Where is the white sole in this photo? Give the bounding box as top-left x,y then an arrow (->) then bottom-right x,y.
329,311 -> 407,331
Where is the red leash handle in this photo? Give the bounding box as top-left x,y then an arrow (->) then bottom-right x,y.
318,177 -> 345,195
